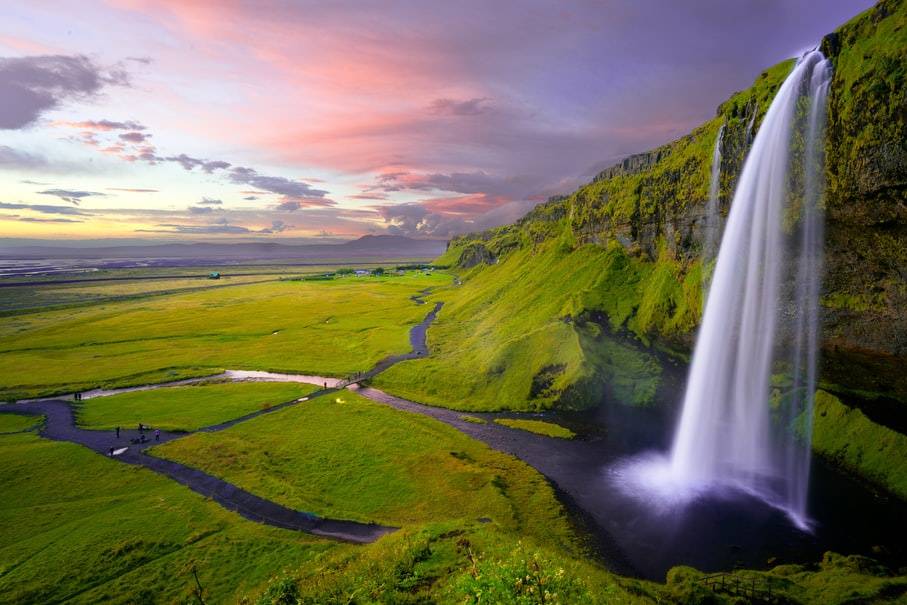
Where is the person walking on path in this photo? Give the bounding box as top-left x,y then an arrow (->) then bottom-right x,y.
108,446 -> 114,456
155,428 -> 160,442
115,426 -> 120,439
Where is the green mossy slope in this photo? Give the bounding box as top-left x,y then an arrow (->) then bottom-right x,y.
379,1 -> 907,422
810,390 -> 907,500
374,240 -> 665,411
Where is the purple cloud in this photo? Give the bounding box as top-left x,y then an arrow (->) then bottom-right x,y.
37,189 -> 106,205
228,166 -> 330,200
0,55 -> 129,129
118,131 -> 149,143
18,217 -> 83,223
0,201 -> 91,216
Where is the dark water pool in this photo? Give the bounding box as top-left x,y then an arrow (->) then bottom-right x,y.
467,378 -> 907,581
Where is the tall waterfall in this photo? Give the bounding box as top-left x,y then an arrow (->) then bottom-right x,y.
702,123 -> 724,296
669,49 -> 831,528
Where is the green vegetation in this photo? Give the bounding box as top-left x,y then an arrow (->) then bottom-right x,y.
667,552 -> 907,605
0,272 -> 447,401
153,391 -> 573,533
76,381 -> 319,431
494,418 -> 576,439
809,390 -> 907,500
254,522 -> 658,604
374,240 -> 665,412
0,419 -> 340,604
0,274 -> 283,314
0,413 -> 41,434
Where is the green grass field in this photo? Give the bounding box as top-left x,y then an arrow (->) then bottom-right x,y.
0,262 -> 429,315
152,391 -> 574,534
0,274 -> 282,314
76,381 -> 319,431
0,413 -> 41,433
494,418 -> 576,439
0,271 -> 448,401
0,408 -> 659,604
0,417 -> 342,604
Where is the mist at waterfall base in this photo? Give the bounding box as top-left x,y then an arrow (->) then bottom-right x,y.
611,50 -> 832,532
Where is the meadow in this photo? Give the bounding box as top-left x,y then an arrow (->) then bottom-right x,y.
153,390 -> 574,530
0,271 -> 448,401
0,274 -> 281,314
0,399 -> 656,604
76,381 -> 319,431
0,262 -> 411,314
0,416 -> 341,604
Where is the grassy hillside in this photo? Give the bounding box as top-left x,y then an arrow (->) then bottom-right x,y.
375,240 -> 666,411
376,0 -> 907,419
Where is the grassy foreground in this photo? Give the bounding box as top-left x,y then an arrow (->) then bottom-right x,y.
0,413 -> 41,433
0,408 -> 662,603
153,391 -> 573,533
76,381 -> 319,431
0,419 -> 339,604
0,272 -> 447,401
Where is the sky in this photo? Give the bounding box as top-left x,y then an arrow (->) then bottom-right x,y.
0,1 -> 875,243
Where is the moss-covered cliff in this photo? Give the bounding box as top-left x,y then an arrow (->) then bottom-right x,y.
402,0 -> 906,413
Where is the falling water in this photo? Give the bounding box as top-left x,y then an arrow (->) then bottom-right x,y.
702,124 -> 724,296
670,49 -> 830,528
745,106 -> 757,144
616,50 -> 831,530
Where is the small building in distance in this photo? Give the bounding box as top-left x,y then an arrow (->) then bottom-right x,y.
354,269 -> 370,276
208,271 -> 221,279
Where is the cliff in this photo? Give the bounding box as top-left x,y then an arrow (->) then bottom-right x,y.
422,0 -> 907,408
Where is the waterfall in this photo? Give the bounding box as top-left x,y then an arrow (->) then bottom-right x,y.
745,106 -> 757,144
670,49 -> 830,528
615,50 -> 831,531
702,123 -> 724,296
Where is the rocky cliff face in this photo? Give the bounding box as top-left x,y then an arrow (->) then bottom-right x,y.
444,0 -> 907,402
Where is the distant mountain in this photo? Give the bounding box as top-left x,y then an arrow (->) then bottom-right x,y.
0,235 -> 446,261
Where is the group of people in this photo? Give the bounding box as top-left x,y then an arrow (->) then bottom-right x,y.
107,423 -> 160,456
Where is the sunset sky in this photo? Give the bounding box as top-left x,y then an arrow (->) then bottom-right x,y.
0,0 -> 873,242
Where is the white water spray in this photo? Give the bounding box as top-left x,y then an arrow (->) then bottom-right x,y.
619,50 -> 831,530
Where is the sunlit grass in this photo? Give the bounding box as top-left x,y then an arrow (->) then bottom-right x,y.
0,419 -> 339,604
0,272 -> 448,401
494,418 -> 576,439
152,391 -> 574,535
76,381 -> 319,431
